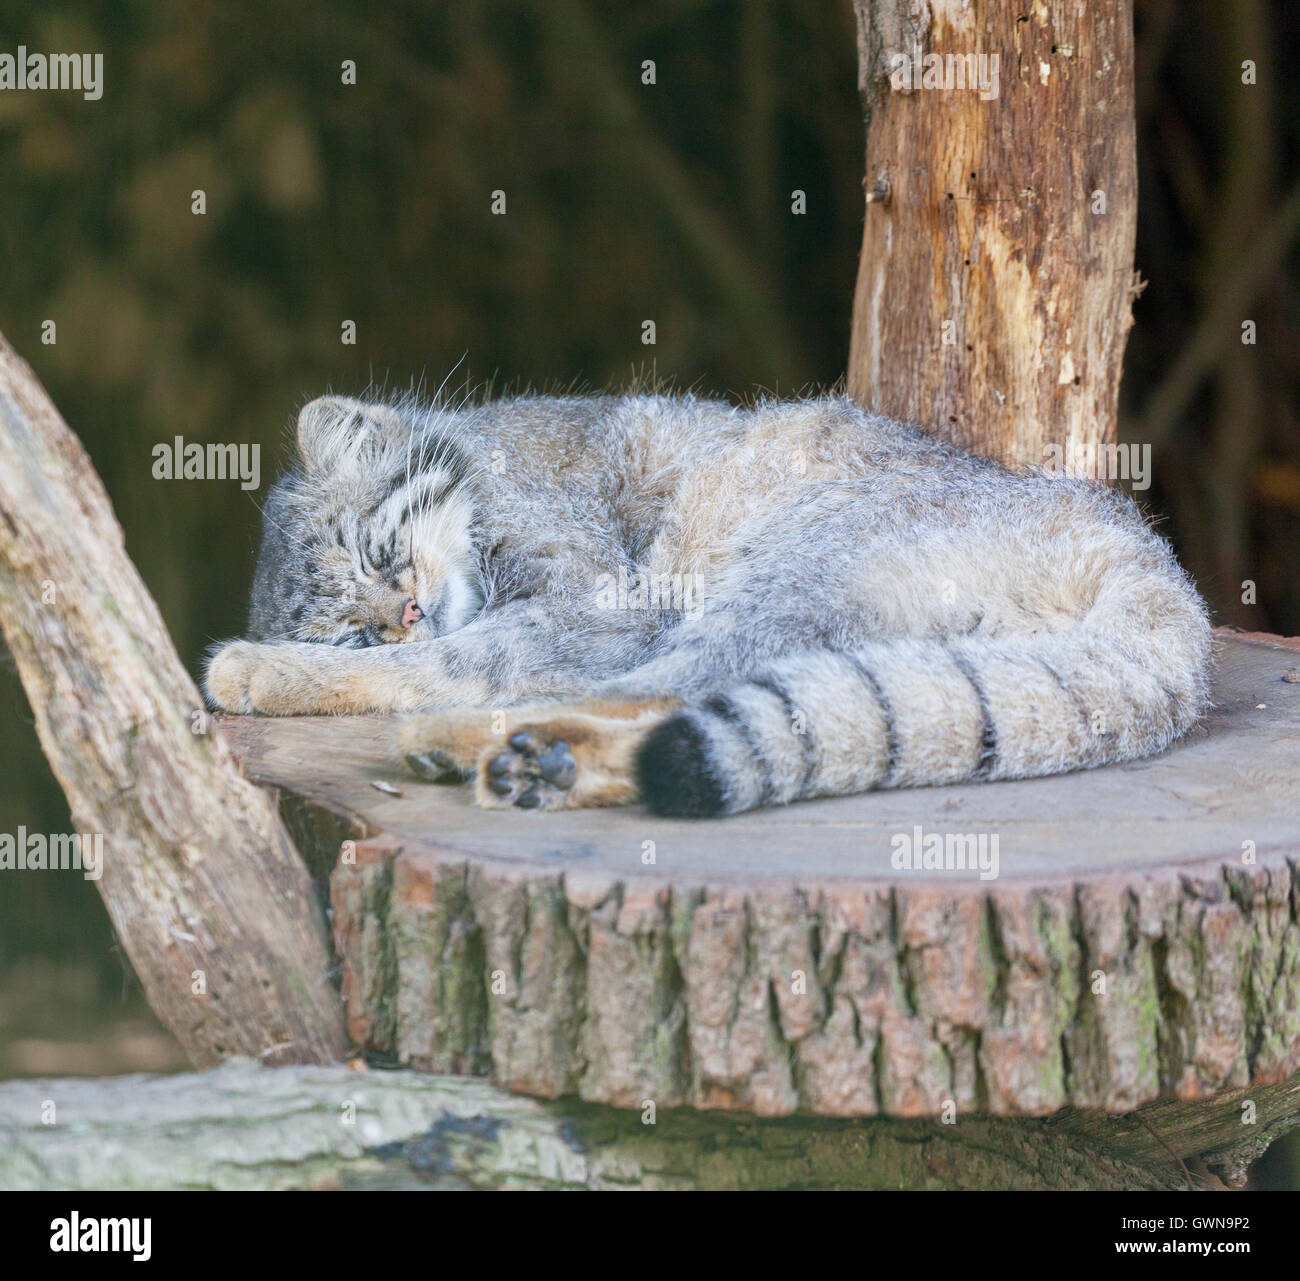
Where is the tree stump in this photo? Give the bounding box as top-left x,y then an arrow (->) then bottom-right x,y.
218,631 -> 1300,1184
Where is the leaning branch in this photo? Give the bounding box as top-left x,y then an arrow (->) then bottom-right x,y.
0,331 -> 342,1067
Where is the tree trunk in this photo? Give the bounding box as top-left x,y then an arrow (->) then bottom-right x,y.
0,332 -> 343,1067
847,0 -> 1138,469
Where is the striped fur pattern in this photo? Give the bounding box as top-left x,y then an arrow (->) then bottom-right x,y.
206,391 -> 1213,816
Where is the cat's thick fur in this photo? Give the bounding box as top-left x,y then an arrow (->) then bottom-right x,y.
205,392 -> 1213,816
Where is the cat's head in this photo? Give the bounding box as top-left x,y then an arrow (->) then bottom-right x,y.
247,396 -> 483,647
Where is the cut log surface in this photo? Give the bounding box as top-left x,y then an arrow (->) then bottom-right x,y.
220,633 -> 1300,1120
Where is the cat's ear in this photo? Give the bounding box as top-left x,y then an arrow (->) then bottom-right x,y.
295,396 -> 408,474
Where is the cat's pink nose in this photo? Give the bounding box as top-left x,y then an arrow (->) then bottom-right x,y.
400,599 -> 424,628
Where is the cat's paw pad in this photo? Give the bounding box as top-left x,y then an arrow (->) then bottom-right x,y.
479,731 -> 577,810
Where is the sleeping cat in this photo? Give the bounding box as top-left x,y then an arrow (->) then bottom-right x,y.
205,392 -> 1212,816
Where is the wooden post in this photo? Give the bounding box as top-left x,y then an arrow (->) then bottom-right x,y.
846,0 -> 1139,469
0,333 -> 343,1067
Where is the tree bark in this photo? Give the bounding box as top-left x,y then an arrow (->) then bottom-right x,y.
846,0 -> 1138,468
0,332 -> 343,1067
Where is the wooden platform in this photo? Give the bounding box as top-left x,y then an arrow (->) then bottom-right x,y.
220,632 -> 1300,1121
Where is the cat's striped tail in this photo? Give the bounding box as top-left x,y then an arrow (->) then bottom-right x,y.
634,573 -> 1213,818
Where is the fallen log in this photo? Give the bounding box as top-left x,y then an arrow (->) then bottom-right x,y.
4,1057 -> 1272,1191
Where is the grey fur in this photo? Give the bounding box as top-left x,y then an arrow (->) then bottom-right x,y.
207,391 -> 1213,815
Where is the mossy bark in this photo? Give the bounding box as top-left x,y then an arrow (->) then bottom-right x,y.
0,1059 -> 1200,1191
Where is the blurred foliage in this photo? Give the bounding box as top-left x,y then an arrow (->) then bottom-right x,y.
1126,0 -> 1299,635
0,0 -> 1295,1184
0,0 -> 862,1055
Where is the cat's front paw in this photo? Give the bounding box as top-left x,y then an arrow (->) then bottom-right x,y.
205,640 -> 327,715
205,639 -> 395,714
205,640 -> 270,713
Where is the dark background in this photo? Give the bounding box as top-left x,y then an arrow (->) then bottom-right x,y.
0,0 -> 1296,1185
